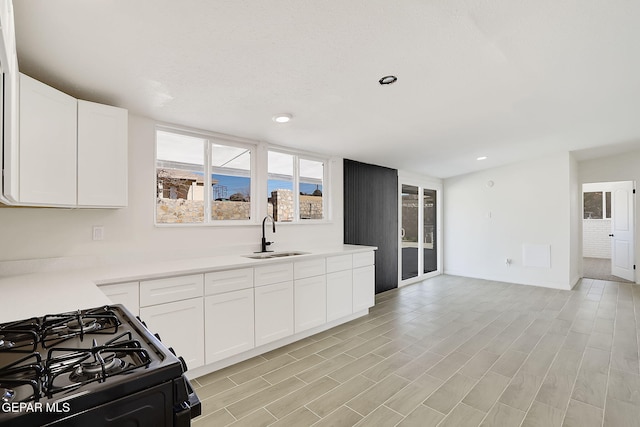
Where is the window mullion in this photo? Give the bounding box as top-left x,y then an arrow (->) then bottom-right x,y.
204,141 -> 212,222
293,155 -> 300,222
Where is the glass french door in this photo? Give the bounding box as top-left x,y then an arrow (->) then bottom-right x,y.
401,185 -> 419,280
423,188 -> 437,275
400,180 -> 440,285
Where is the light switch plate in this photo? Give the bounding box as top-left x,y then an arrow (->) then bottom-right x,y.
92,226 -> 104,241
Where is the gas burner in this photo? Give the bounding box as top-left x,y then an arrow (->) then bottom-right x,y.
0,330 -> 37,353
41,308 -> 120,348
1,387 -> 16,403
45,333 -> 152,395
67,318 -> 99,334
70,353 -> 125,382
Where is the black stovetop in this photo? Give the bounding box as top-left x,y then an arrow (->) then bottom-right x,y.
0,305 -> 190,425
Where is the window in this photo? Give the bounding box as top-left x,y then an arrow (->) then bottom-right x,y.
211,143 -> 251,221
267,150 -> 326,222
156,131 -> 206,223
583,191 -> 611,219
156,129 -> 254,224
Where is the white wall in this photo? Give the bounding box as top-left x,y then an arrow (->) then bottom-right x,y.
0,114 -> 344,273
443,152 -> 575,289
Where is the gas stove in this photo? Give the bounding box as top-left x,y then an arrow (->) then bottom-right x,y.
0,305 -> 200,427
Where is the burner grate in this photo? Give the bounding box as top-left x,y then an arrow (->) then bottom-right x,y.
0,353 -> 44,403
45,332 -> 151,397
41,307 -> 121,348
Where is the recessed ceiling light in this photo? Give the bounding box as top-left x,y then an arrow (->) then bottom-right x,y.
477,156 -> 488,161
378,75 -> 397,85
272,113 -> 292,123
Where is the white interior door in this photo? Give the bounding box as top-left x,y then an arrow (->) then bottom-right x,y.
611,181 -> 635,281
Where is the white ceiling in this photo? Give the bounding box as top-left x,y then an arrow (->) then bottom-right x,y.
13,0 -> 640,178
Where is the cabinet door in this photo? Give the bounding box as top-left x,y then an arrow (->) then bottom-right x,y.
19,73 -> 77,205
77,100 -> 128,207
0,0 -> 19,203
353,265 -> 375,313
100,282 -> 139,316
326,270 -> 353,322
140,298 -> 205,369
205,289 -> 254,363
294,275 -> 326,333
254,281 -> 293,347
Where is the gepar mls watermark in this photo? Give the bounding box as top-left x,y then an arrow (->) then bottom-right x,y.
1,402 -> 71,414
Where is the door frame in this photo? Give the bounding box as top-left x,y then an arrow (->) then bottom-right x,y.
397,171 -> 443,287
582,180 -> 636,282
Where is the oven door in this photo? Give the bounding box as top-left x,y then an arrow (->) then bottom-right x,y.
43,382 -> 176,427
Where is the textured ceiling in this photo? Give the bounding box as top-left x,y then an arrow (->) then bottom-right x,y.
12,0 -> 640,178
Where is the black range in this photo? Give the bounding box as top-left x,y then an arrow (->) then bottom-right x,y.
0,305 -> 200,426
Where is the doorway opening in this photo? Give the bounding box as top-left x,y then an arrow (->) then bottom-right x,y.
582,181 -> 635,283
398,176 -> 441,287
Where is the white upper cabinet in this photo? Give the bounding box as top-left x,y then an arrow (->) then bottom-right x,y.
18,73 -> 77,206
0,0 -> 19,204
3,73 -> 128,207
77,100 -> 128,207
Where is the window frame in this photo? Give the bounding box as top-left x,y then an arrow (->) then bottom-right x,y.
154,125 -> 332,227
267,146 -> 330,224
583,191 -> 612,220
155,125 -> 257,226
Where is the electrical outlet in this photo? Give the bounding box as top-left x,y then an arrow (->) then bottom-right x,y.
92,226 -> 104,241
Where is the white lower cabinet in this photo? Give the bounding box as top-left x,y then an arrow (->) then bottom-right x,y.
99,282 -> 139,316
326,270 -> 353,322
254,281 -> 294,347
353,265 -> 375,312
205,289 -> 254,364
100,250 -> 375,372
140,298 -> 205,370
294,275 -> 326,333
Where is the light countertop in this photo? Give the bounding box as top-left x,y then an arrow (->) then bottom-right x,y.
0,244 -> 376,323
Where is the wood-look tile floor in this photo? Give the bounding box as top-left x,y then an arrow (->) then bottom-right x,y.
583,257 -> 634,283
191,275 -> 640,427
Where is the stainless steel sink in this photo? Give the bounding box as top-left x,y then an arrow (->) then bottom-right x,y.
244,251 -> 308,259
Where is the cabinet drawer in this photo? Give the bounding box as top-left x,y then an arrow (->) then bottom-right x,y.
255,263 -> 294,287
140,274 -> 204,307
352,251 -> 375,268
205,268 -> 253,295
326,254 -> 353,273
294,258 -> 326,280
99,281 -> 139,316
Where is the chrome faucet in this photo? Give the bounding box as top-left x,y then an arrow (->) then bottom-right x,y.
260,215 -> 276,253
